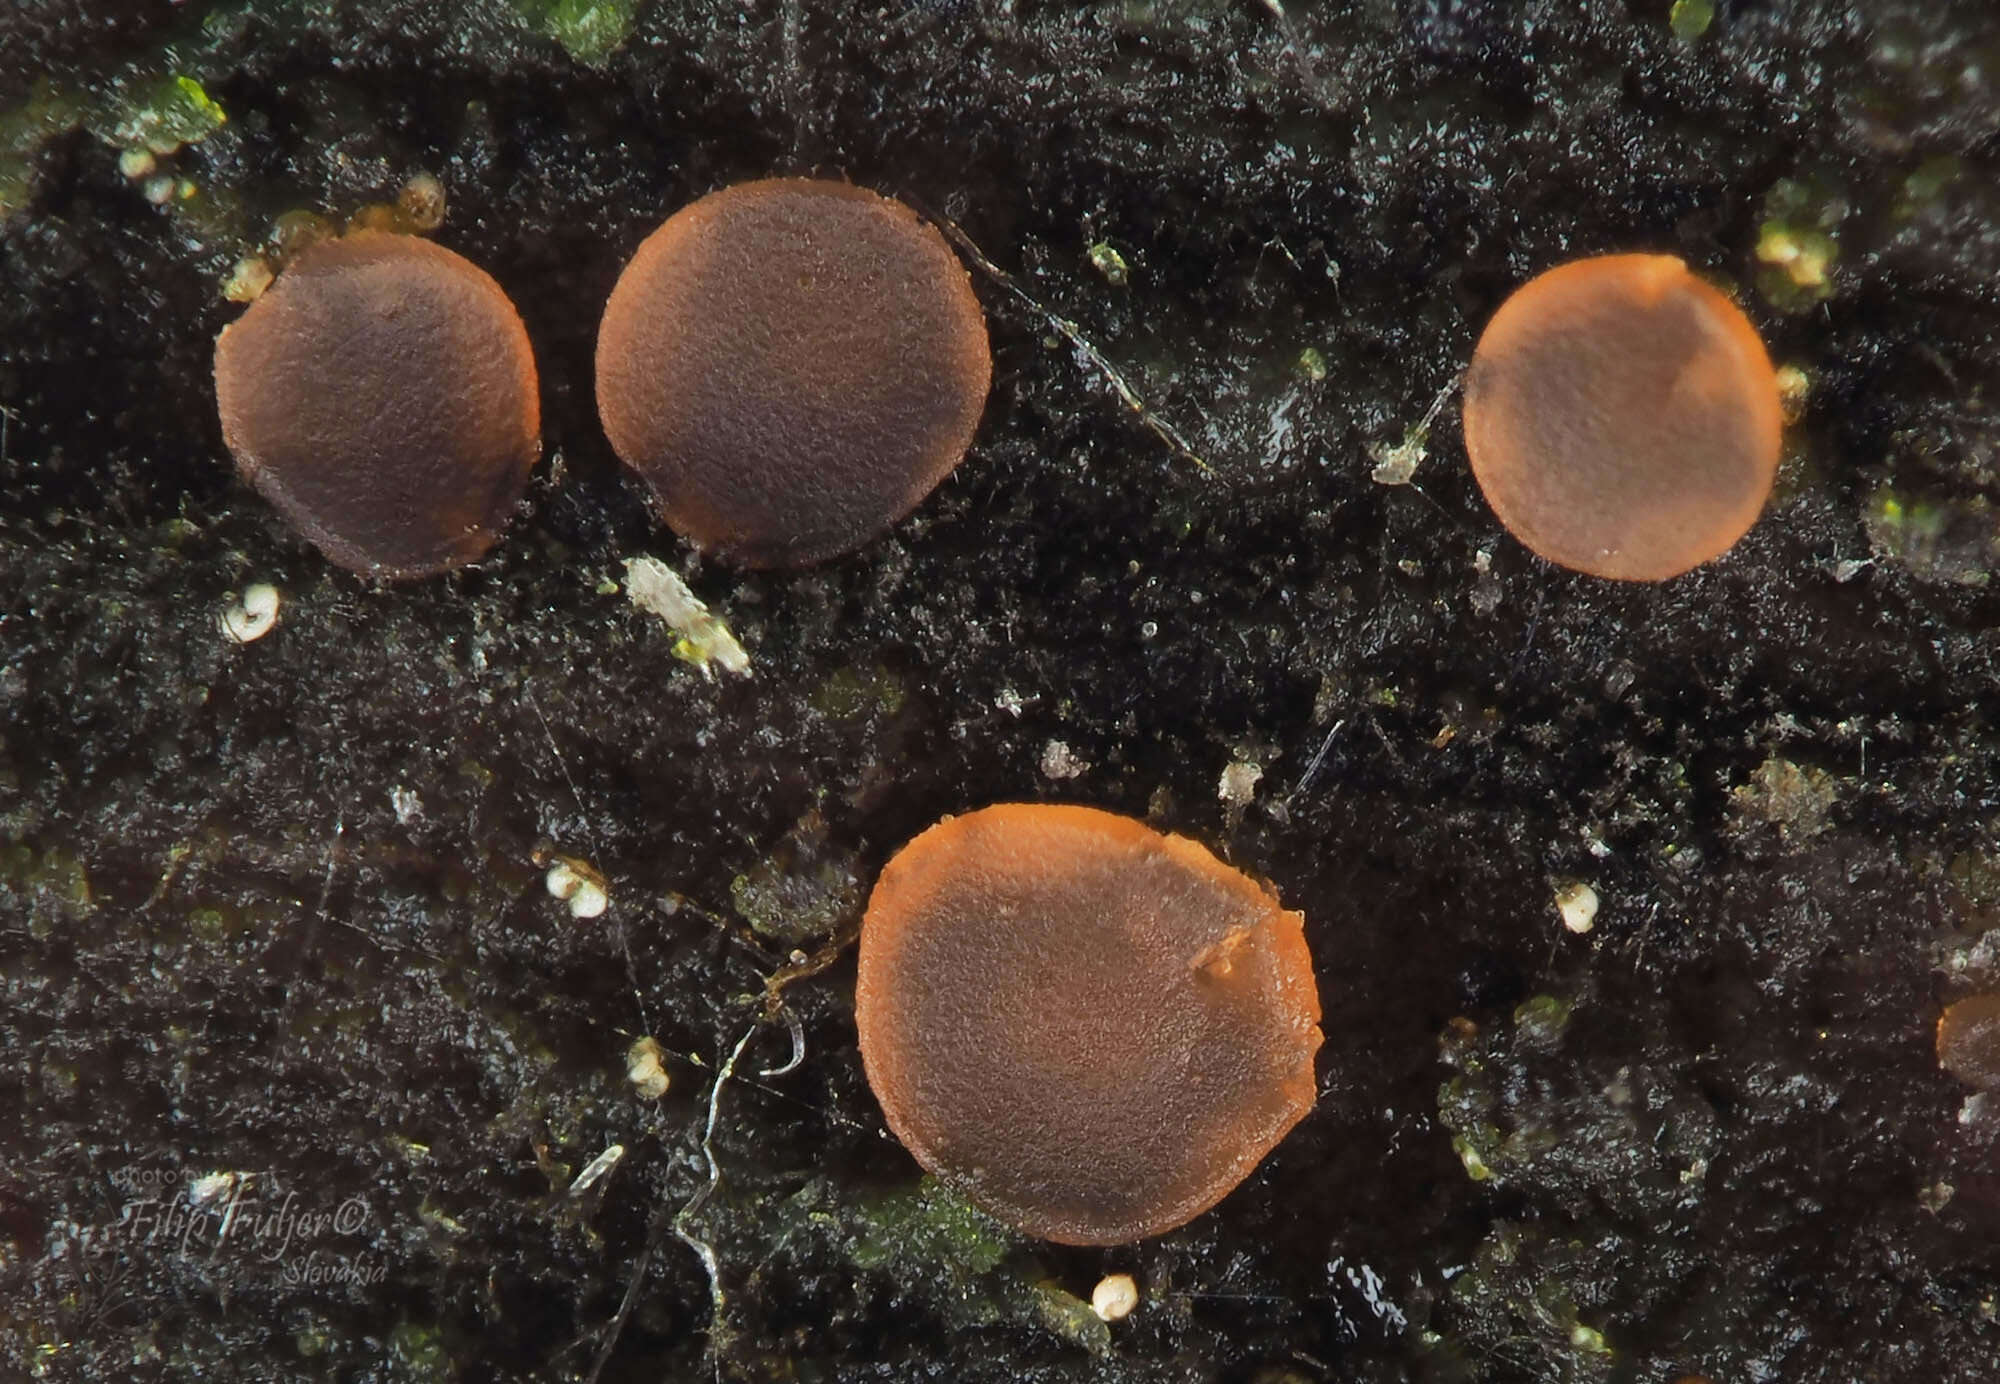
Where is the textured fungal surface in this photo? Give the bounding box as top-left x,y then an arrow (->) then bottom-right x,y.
1937,994 -> 2000,1089
596,178 -> 990,567
1463,254 -> 1782,582
213,230 -> 540,578
856,803 -> 1322,1245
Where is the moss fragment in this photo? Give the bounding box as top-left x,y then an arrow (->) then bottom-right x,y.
849,1176 -> 1013,1279
1031,1279 -> 1113,1355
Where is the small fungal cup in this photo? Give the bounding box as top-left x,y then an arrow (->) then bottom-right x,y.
1462,253 -> 1783,582
595,178 -> 991,567
856,803 -> 1323,1245
213,231 -> 541,579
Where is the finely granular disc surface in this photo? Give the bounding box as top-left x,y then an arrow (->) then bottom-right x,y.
855,803 -> 1323,1245
1461,253 -> 1782,582
594,178 -> 991,568
212,230 -> 542,579
1938,993 -> 2000,1090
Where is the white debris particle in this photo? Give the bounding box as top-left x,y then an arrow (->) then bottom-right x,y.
1369,434 -> 1424,486
1040,740 -> 1089,780
218,583 -> 280,643
627,1036 -> 671,1100
1368,376 -> 1458,486
545,857 -> 609,919
1262,388 -> 1299,469
1218,760 -> 1264,807
1469,549 -> 1503,616
396,171 -> 448,232
389,786 -> 422,824
1091,1273 -> 1139,1322
622,556 -> 749,678
187,1172 -> 239,1206
994,687 -> 1029,716
568,1143 -> 625,1199
1555,880 -> 1600,934
1330,1256 -> 1409,1329
118,147 -> 156,180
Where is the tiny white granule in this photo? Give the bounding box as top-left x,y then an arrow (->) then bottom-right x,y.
187,1172 -> 238,1206
1091,1273 -> 1139,1322
219,584 -> 280,643
546,859 -> 609,919
1040,740 -> 1088,780
1555,880 -> 1599,935
1218,760 -> 1263,807
626,1037 -> 670,1100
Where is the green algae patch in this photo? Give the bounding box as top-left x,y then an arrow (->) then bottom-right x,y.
1864,486 -> 1998,586
1895,154 -> 1963,220
97,74 -> 228,156
1754,175 -> 1847,312
730,854 -> 859,945
1,66 -> 227,222
0,83 -> 85,221
849,1176 -> 1014,1282
511,0 -> 638,66
811,664 -> 906,721
387,1320 -> 452,1376
1440,1222 -> 1618,1383
2,841 -> 96,940
1512,994 -> 1574,1051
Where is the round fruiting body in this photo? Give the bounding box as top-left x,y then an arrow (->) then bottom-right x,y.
1463,253 -> 1782,582
595,178 -> 990,568
856,803 -> 1322,1245
213,231 -> 540,579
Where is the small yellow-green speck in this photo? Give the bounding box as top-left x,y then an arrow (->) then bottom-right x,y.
1669,0 -> 1715,41
1087,242 -> 1130,287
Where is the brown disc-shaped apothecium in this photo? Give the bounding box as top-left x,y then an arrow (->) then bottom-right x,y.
214,231 -> 540,579
1937,993 -> 2000,1090
1463,253 -> 1782,582
595,178 -> 990,568
856,803 -> 1323,1245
